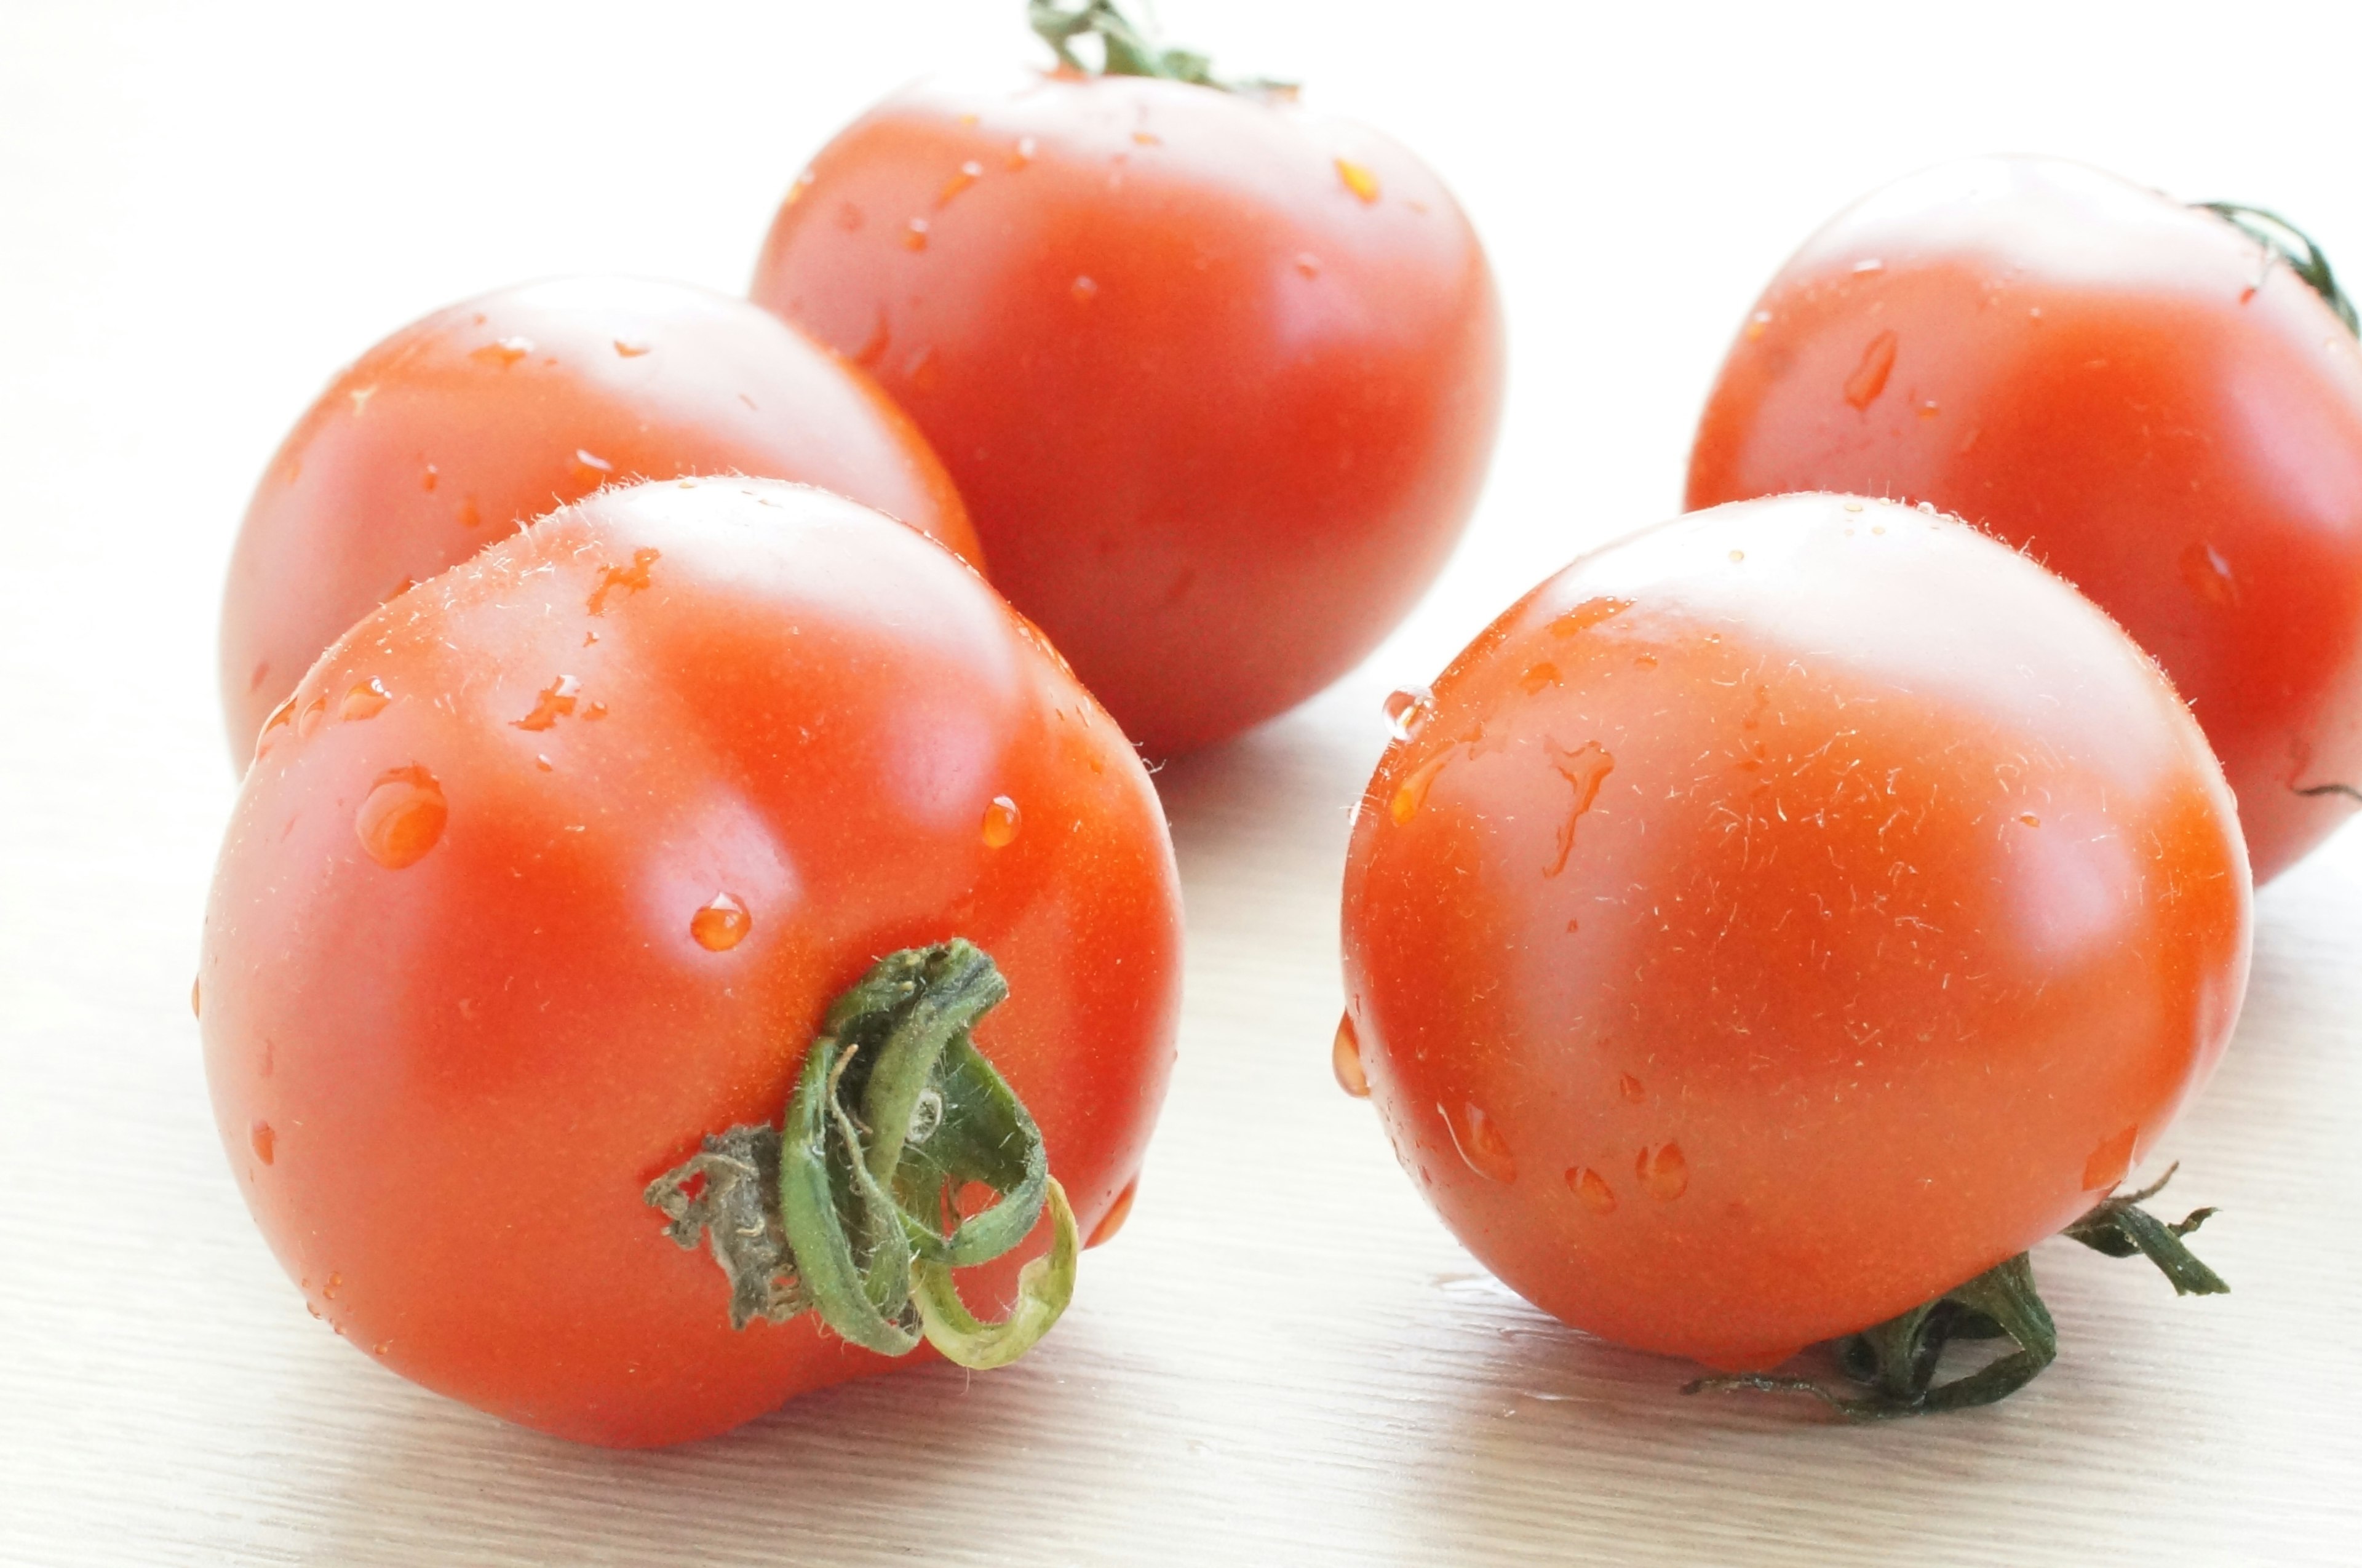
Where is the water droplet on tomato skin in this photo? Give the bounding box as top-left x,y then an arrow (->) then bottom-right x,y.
295,694 -> 328,738
420,463 -> 439,491
1636,1141 -> 1688,1201
190,976 -> 202,1017
1617,1073 -> 1645,1104
323,1273 -> 343,1300
341,679 -> 391,721
1087,1177 -> 1139,1246
1844,329 -> 1899,410
512,674 -> 581,732
1744,309 -> 1773,341
1389,754 -> 1448,826
1384,686 -> 1433,742
980,795 -> 1022,848
902,218 -> 930,252
1444,1102 -> 1518,1184
471,336 -> 533,368
1335,157 -> 1382,202
1565,1166 -> 1616,1213
250,1121 -> 275,1166
1548,597 -> 1634,638
356,766 -> 447,870
938,160 -> 985,205
1070,276 -> 1099,305
2018,812 -> 2042,828
689,893 -> 751,952
1332,1014 -> 1370,1097
2178,541 -> 2242,608
1006,135 -> 1037,170
613,338 -> 651,357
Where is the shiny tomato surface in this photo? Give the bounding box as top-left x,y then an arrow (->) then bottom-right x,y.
1688,156 -> 2362,882
220,276 -> 978,757
1340,494 -> 2249,1370
751,71 -> 1503,757
201,480 -> 1178,1447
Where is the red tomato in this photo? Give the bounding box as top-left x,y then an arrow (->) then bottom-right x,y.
1688,156 -> 2362,883
749,50 -> 1503,757
219,276 -> 979,759
201,479 -> 1179,1447
1339,494 -> 2248,1375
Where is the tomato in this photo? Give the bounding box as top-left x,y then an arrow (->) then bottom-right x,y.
200,479 -> 1179,1447
1338,494 -> 2248,1388
1688,156 -> 2362,883
748,15 -> 1503,757
219,276 -> 980,760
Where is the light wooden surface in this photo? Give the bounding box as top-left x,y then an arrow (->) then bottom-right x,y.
6,3 -> 2361,1563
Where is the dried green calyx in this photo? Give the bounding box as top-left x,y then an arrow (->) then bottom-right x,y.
1028,0 -> 1292,96
646,940 -> 1077,1371
2198,201 -> 2360,335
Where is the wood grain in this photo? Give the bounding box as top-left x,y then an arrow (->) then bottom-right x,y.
4,4 -> 2360,1563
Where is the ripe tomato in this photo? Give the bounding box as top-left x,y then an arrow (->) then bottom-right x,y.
1339,494 -> 2248,1383
219,276 -> 980,760
200,479 -> 1179,1447
748,18 -> 1503,757
1688,156 -> 2362,883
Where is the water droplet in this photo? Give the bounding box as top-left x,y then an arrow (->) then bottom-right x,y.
1006,135 -> 1037,170
356,765 -> 447,869
1851,257 -> 1885,274
190,976 -> 202,1018
905,346 -> 940,393
613,338 -> 651,357
1842,499 -> 1865,512
1728,549 -> 1746,564
1915,500 -> 1937,515
371,1340 -> 394,1357
513,674 -> 580,731
290,694 -> 325,738
1618,1073 -> 1645,1104
457,496 -> 482,528
902,217 -> 930,251
1071,275 -> 1099,304
2177,541 -> 2242,608
1633,652 -> 1658,671
1519,661 -> 1561,695
587,547 -> 659,615
1389,753 -> 1449,826
1384,686 -> 1433,741
1444,1101 -> 1517,1183
1744,309 -> 1773,341
323,1273 -> 342,1300
1543,739 -> 1615,877
1131,129 -> 1160,146
1844,329 -> 1899,410
1917,400 -> 1941,419
981,795 -> 1022,848
471,336 -> 533,368
1548,596 -> 1634,637
690,893 -> 751,952
2082,1125 -> 2137,1191
250,1121 -> 276,1165
341,679 -> 391,721
2018,812 -> 2042,827
348,386 -> 376,416
255,696 -> 298,760
1637,1141 -> 1688,1201
1293,252 -> 1322,278
937,160 -> 984,205
574,448 -> 613,479
1088,1177 -> 1139,1246
1565,1166 -> 1616,1213
420,463 -> 439,491
1332,1014 -> 1370,1097
582,701 -> 608,721
1335,157 -> 1382,203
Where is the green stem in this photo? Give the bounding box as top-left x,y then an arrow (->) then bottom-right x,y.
645,940 -> 1077,1368
1686,1167 -> 2225,1420
1027,0 -> 1291,95
2198,201 -> 2360,335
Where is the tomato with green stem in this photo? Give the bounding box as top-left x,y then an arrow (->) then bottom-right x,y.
1339,493 -> 2243,1415
750,0 -> 1503,757
220,276 -> 979,760
1688,156 -> 2362,883
201,479 -> 1177,1447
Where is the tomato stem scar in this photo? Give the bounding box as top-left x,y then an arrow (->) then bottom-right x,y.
1028,0 -> 1295,97
1684,1165 -> 2226,1419
645,940 -> 1076,1369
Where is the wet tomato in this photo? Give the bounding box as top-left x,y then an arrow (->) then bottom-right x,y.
1688,156 -> 2362,882
749,15 -> 1503,757
201,479 -> 1179,1447
219,276 -> 979,758
1340,494 -> 2248,1380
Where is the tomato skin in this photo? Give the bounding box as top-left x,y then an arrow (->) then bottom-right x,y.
751,71 -> 1504,757
201,480 -> 1178,1447
1687,157 -> 2362,883
219,276 -> 980,760
1340,495 -> 2248,1369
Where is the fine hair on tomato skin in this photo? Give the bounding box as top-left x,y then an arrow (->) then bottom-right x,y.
219,275 -> 979,765
1688,154 -> 2362,884
201,477 -> 1179,1447
1340,493 -> 2249,1371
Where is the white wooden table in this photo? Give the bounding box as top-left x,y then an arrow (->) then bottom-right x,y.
6,3 -> 2359,1562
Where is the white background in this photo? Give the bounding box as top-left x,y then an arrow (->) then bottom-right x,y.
4,2 -> 2359,1562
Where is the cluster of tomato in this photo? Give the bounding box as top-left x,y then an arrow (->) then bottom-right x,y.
197,2 -> 2362,1447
